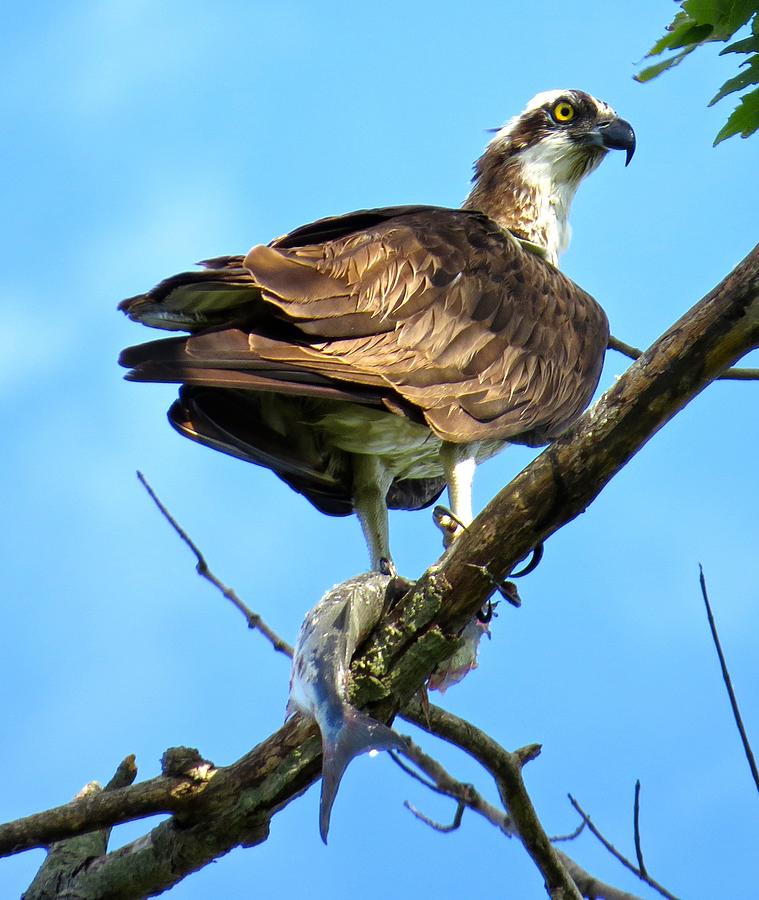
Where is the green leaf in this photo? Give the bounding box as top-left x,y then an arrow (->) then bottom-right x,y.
645,10 -> 694,57
646,12 -> 693,56
719,0 -> 756,33
683,0 -> 720,27
720,34 -> 759,54
685,0 -> 754,33
637,2 -> 759,144
714,85 -> 759,142
635,45 -> 697,82
667,22 -> 714,48
709,54 -> 759,104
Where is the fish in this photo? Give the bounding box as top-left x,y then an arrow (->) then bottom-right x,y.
287,569 -> 408,843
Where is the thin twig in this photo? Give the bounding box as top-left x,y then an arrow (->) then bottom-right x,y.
389,751 -> 448,797
568,795 -> 680,900
403,700 -> 594,899
399,704 -> 645,900
392,739 -> 513,835
404,799 -> 465,832
136,471 -> 293,658
698,565 -> 759,794
608,335 -> 759,380
551,820 -> 586,843
633,780 -> 646,877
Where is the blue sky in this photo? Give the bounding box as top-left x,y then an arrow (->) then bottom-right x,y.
2,2 -> 757,897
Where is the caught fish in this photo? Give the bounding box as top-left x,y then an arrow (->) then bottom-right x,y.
287,570 -> 408,843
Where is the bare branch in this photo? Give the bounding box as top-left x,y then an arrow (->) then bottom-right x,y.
551,820 -> 587,843
402,698 -> 582,899
633,780 -> 646,877
404,798 -> 466,832
608,334 -> 759,380
105,755 -> 139,792
400,702 -> 645,900
1,750 -> 219,857
23,756 -> 139,900
552,853 -> 647,900
389,750 -> 452,798
393,738 -> 513,836
136,470 -> 293,658
568,795 -> 680,900
699,565 -> 759,794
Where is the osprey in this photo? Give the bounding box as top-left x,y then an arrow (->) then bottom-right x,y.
120,89 -> 634,568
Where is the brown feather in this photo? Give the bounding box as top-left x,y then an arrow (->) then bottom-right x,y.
120,205 -> 608,490
118,86 -> 628,564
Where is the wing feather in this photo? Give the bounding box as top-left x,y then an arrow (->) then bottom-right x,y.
121,205 -> 609,447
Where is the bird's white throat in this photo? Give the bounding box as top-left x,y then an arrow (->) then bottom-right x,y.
513,138 -> 586,264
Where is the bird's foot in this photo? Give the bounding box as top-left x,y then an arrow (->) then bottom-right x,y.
432,505 -> 544,604
465,543 -> 545,608
379,557 -> 416,611
510,543 -> 544,578
467,566 -> 522,607
432,505 -> 468,547
378,557 -> 397,577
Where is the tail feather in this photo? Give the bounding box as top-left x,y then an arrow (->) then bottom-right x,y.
319,709 -> 404,843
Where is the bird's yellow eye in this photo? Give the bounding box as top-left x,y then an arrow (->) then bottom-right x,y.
552,101 -> 575,123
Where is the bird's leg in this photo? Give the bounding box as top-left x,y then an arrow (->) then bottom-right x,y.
437,441 -> 479,547
352,454 -> 394,570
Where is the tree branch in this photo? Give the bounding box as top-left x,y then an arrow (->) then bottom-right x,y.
698,565 -> 759,794
402,698 -> 582,899
607,334 -> 759,380
6,244 -> 759,896
398,703 -> 647,900
568,795 -> 680,900
4,751 -> 217,858
392,738 -> 513,835
633,780 -> 646,877
136,470 -> 293,657
22,756 -> 138,900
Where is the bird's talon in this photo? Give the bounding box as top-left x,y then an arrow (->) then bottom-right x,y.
476,599 -> 495,623
378,557 -> 397,577
510,543 -> 545,578
433,505 -> 467,546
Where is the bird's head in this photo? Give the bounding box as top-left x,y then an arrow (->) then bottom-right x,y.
490,89 -> 635,178
466,89 -> 635,263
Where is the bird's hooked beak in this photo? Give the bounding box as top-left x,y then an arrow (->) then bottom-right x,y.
592,117 -> 636,166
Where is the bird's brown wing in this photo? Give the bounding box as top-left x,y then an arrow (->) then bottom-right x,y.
120,205 -> 609,447
118,206 -> 440,333
247,208 -> 609,445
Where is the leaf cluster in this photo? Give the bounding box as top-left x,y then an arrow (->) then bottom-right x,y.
636,0 -> 759,144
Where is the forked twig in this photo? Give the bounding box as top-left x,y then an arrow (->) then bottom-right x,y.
698,565 -> 759,793
390,739 -> 513,836
390,707 -> 640,900
136,471 -> 293,658
568,795 -> 680,900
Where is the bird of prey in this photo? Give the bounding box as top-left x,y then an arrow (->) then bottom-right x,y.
120,89 -> 635,568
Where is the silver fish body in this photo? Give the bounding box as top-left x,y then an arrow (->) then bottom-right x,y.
287,571 -> 406,842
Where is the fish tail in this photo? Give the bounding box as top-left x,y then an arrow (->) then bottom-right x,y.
319,708 -> 404,844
